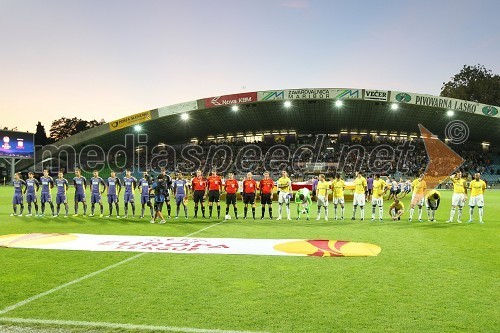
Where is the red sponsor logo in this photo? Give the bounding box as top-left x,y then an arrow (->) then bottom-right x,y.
205,92 -> 257,108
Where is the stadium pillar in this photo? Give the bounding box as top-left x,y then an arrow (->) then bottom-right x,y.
1,157 -> 23,183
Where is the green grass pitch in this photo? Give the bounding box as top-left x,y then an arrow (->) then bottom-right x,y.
0,186 -> 498,333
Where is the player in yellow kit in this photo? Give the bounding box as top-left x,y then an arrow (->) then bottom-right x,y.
467,173 -> 486,224
425,189 -> 441,222
409,174 -> 426,222
351,171 -> 367,221
389,199 -> 405,221
371,174 -> 388,221
446,171 -> 467,223
331,174 -> 345,220
315,174 -> 330,221
276,171 -> 292,221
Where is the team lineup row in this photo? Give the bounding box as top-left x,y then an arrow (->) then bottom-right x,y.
10,169 -> 487,224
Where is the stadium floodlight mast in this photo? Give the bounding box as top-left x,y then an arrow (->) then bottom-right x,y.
181,113 -> 189,121
134,125 -> 142,132
335,100 -> 343,107
231,105 -> 239,112
284,101 -> 292,108
390,103 -> 399,110
447,110 -> 454,117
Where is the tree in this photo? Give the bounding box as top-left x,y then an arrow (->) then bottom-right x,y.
49,117 -> 105,142
34,121 -> 48,146
440,64 -> 500,106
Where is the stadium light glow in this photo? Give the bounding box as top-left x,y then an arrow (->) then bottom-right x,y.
390,103 -> 399,110
231,105 -> 239,112
181,113 -> 189,121
284,101 -> 292,108
335,100 -> 343,107
134,125 -> 142,131
447,110 -> 454,117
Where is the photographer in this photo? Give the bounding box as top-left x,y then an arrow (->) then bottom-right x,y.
151,174 -> 167,224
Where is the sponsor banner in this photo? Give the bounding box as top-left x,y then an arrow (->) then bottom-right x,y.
205,92 -> 257,108
364,89 -> 388,101
157,100 -> 198,117
479,104 -> 499,117
389,91 -> 499,116
258,89 -> 361,101
109,111 -> 152,131
0,233 -> 382,257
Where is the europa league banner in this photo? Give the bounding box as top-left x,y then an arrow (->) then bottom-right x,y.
0,233 -> 381,257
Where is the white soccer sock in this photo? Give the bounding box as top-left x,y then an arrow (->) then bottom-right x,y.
469,207 -> 474,221
278,203 -> 283,217
360,207 -> 365,219
409,208 -> 414,219
341,207 -> 344,217
379,206 -> 383,219
457,208 -> 462,220
371,206 -> 376,219
334,206 -> 337,218
418,207 -> 422,220
449,208 -> 456,221
478,207 -> 483,221
325,208 -> 328,219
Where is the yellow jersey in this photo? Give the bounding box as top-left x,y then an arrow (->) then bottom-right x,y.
389,201 -> 404,211
412,178 -> 426,194
277,177 -> 291,192
354,176 -> 367,194
469,179 -> 486,196
426,189 -> 441,201
316,180 -> 330,197
331,179 -> 345,198
372,179 -> 387,199
451,178 -> 466,194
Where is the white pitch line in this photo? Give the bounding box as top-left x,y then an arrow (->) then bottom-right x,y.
0,221 -> 224,315
0,317 -> 269,333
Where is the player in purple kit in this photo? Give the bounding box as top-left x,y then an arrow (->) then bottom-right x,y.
159,167 -> 173,218
72,168 -> 87,216
173,173 -> 189,219
40,169 -> 55,216
123,169 -> 137,218
366,175 -> 374,202
138,172 -> 153,219
25,172 -> 40,216
106,171 -> 122,218
55,171 -> 69,217
11,172 -> 26,216
89,170 -> 106,217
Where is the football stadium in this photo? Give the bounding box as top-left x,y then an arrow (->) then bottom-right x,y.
1,87 -> 499,333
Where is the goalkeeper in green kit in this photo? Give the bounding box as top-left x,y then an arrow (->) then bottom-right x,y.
295,187 -> 312,220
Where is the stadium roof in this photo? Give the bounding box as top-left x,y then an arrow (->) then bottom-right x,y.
23,88 -> 500,169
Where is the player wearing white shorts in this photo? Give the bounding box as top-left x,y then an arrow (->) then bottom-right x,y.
351,172 -> 367,221
468,173 -> 486,224
446,172 -> 467,223
331,174 -> 345,220
276,171 -> 292,220
409,174 -> 426,222
425,189 -> 441,222
371,174 -> 388,221
315,174 -> 330,220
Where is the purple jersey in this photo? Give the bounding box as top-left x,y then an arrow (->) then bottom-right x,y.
107,177 -> 121,196
91,177 -> 105,194
40,176 -> 54,193
173,179 -> 187,196
73,176 -> 87,193
367,177 -> 374,190
138,178 -> 150,196
13,179 -> 26,195
56,178 -> 69,195
26,179 -> 39,194
123,176 -> 137,193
